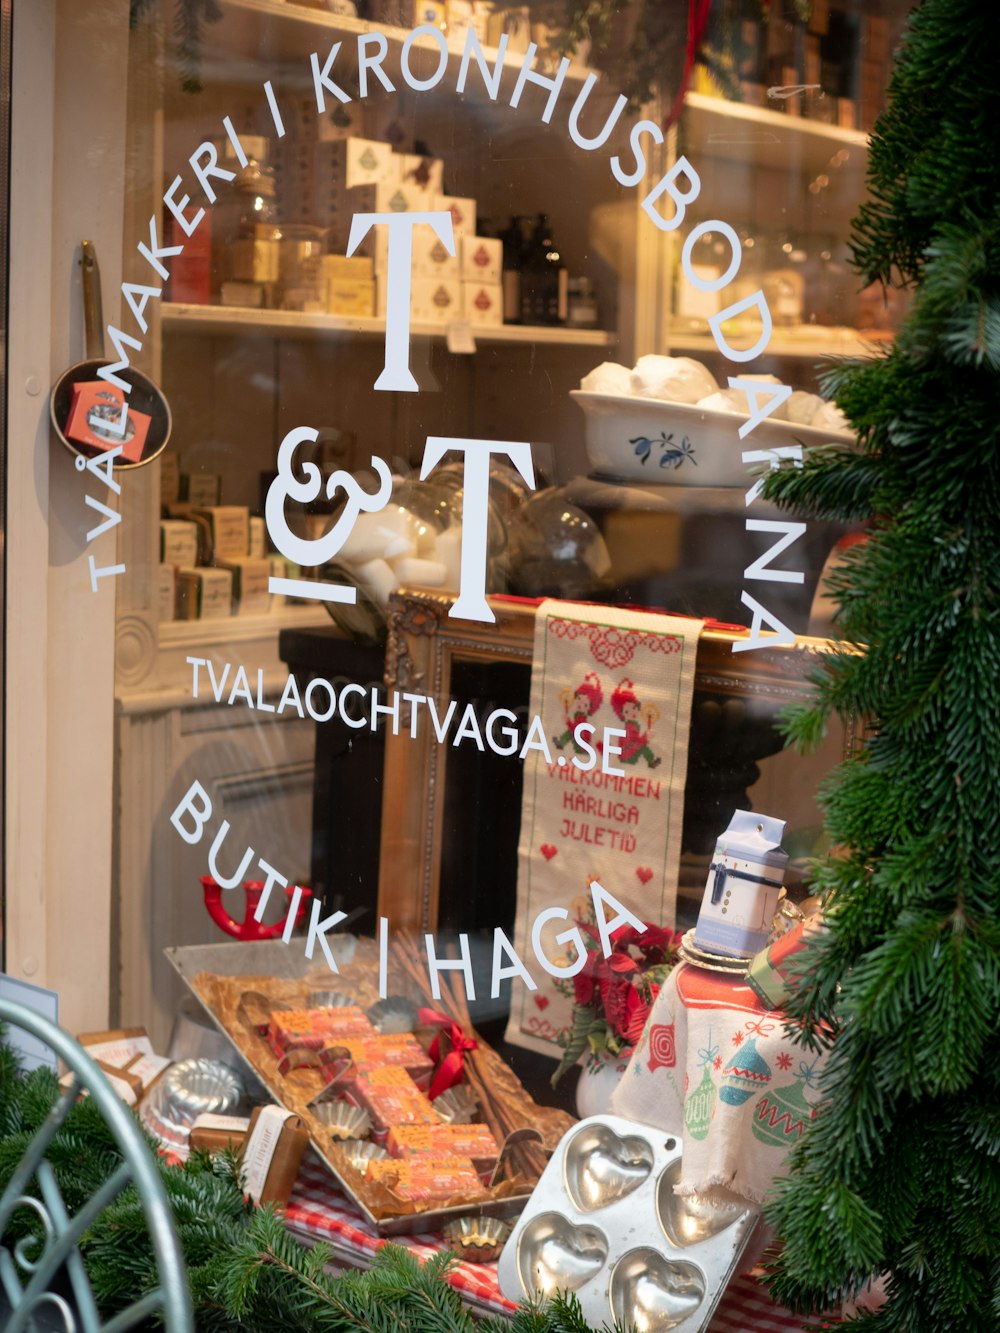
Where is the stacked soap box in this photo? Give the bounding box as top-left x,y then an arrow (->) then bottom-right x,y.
273,112 -> 503,327
158,457 -> 277,621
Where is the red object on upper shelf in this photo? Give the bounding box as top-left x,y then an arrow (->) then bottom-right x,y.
200,876 -> 312,941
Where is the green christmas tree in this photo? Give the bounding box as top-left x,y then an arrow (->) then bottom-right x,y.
760,0 -> 1000,1327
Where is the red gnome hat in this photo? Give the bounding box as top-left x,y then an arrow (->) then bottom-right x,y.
611,678 -> 639,719
575,673 -> 603,712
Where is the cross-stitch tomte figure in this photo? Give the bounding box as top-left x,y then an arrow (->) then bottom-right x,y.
554,673 -> 603,753
610,678 -> 661,768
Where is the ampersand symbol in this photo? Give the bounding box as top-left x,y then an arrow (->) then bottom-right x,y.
264,425 -> 393,569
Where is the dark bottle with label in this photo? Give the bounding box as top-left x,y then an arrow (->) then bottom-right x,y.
519,213 -> 568,326
499,215 -> 525,323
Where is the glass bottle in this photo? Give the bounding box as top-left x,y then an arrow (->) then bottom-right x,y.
519,213 -> 567,326
212,149 -> 281,308
499,215 -> 525,323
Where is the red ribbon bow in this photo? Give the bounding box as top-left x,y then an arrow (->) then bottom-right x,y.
419,1007 -> 478,1099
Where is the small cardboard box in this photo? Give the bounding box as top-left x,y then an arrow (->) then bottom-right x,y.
239,1106 -> 310,1207
460,235 -> 502,284
321,254 -> 374,283
373,180 -> 427,217
398,153 -> 444,200
189,1113 -> 251,1156
160,519 -> 199,568
190,506 -> 250,564
411,277 -> 463,325
315,137 -> 398,189
462,280 -> 503,326
159,451 -> 181,506
249,515 -> 266,559
437,194 -> 477,240
157,564 -> 176,623
180,472 -> 221,507
75,1028 -> 171,1105
412,226 -> 460,279
176,567 -> 233,620
325,277 -> 376,317
217,556 -> 272,616
64,381 -> 150,464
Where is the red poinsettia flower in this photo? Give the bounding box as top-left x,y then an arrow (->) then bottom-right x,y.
573,969 -> 596,1006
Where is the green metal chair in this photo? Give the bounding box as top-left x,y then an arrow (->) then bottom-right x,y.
0,998 -> 194,1331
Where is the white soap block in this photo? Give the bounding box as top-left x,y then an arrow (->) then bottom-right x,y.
630,355 -> 719,404
811,400 -> 851,434
785,390 -> 824,425
436,524 -> 463,590
580,361 -> 633,396
698,387 -> 789,421
339,506 -> 419,563
391,557 -> 447,587
354,557 -> 399,607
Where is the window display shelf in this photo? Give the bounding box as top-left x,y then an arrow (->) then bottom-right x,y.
162,302 -> 617,348
681,91 -> 870,179
159,604 -> 331,649
212,0 -> 596,83
667,325 -> 890,361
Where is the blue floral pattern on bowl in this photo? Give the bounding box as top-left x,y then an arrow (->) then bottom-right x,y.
630,432 -> 697,469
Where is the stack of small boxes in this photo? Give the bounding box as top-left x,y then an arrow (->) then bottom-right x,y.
158,453 -> 278,622
267,1003 -> 500,1205
273,97 -> 502,327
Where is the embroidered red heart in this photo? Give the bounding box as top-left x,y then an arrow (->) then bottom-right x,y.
636,866 -> 653,885
540,844 -> 558,861
534,995 -> 550,1010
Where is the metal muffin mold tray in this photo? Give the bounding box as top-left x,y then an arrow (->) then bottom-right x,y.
498,1115 -> 759,1332
312,1099 -> 373,1142
432,1085 -> 479,1124
442,1215 -> 512,1264
337,1140 -> 388,1174
366,995 -> 419,1034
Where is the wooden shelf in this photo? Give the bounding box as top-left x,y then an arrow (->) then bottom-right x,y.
162,302 -> 617,348
158,604 -> 331,650
682,91 -> 870,181
205,0 -> 596,86
667,325 -> 889,361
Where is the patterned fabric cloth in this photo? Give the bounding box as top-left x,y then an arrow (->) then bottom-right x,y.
611,962 -> 828,1203
284,1154 -> 830,1327
506,600 -> 703,1055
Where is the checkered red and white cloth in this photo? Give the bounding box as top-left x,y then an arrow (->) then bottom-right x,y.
285,1155 -> 828,1328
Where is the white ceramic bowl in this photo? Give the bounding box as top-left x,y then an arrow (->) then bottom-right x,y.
571,390 -> 852,487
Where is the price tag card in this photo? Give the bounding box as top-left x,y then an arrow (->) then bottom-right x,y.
446,320 -> 476,354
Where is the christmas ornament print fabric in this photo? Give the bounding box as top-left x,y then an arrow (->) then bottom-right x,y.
505,601 -> 702,1055
611,963 -> 826,1203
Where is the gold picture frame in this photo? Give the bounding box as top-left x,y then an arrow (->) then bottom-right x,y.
376,590 -> 856,931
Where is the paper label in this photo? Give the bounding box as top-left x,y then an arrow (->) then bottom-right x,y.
242,1105 -> 294,1203
193,1113 -> 251,1133
446,320 -> 476,354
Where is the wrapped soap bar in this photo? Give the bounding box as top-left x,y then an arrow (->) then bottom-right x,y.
189,1112 -> 251,1155
323,1034 -> 434,1087
386,1122 -> 500,1173
239,1106 -> 310,1207
269,1006 -> 373,1053
348,1065 -> 440,1137
365,1154 -> 486,1203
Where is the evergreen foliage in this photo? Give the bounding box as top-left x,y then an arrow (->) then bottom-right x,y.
760,1 -> 1000,1326
0,1036 -> 621,1330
